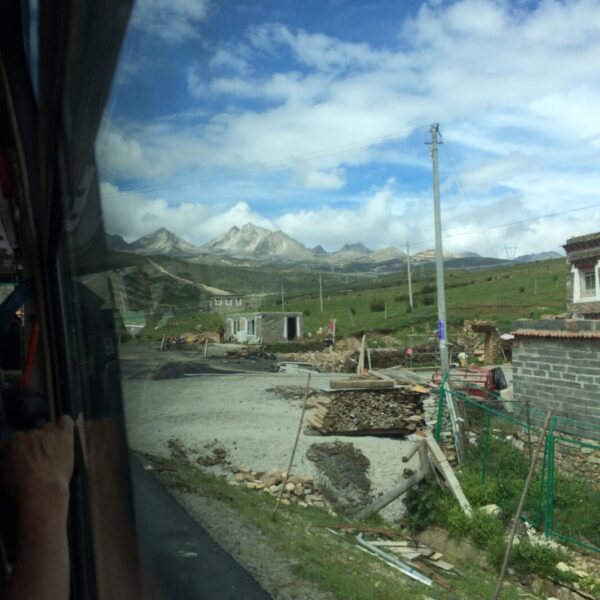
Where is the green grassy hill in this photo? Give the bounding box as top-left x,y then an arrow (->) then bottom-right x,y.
264,259 -> 566,341
108,249 -> 567,343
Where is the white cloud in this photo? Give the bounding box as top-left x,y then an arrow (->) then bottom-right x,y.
101,0 -> 600,255
100,176 -> 600,258
100,183 -> 273,244
297,169 -> 345,190
131,0 -> 210,42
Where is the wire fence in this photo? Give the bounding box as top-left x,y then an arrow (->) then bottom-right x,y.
435,386 -> 600,552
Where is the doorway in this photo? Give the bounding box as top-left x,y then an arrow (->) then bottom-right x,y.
286,316 -> 297,340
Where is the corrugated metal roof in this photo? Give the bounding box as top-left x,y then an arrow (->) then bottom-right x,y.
513,328 -> 600,339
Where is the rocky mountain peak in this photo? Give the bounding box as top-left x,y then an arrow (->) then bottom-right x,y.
337,242 -> 372,255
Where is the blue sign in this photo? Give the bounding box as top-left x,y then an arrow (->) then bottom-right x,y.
437,319 -> 445,340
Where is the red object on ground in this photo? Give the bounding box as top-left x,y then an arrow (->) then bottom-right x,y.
431,364 -> 497,400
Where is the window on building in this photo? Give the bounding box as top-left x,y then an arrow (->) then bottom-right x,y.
235,297 -> 242,305
233,320 -> 240,334
225,298 -> 233,305
248,319 -> 255,335
214,298 -> 222,306
581,269 -> 596,297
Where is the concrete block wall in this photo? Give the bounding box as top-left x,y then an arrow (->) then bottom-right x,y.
261,314 -> 284,343
513,320 -> 600,433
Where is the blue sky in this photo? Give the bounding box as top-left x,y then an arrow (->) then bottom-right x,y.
97,0 -> 600,257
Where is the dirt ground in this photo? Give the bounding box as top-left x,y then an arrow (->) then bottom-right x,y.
120,342 -> 422,523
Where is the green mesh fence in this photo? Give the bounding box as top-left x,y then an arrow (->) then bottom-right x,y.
435,385 -> 600,552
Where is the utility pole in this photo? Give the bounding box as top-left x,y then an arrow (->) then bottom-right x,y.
319,272 -> 323,313
280,279 -> 285,311
428,123 -> 449,374
406,242 -> 414,310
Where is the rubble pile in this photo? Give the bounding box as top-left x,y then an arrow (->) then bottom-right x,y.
276,350 -> 357,373
225,345 -> 275,360
308,388 -> 426,435
408,341 -> 442,366
355,348 -> 405,369
228,467 -> 329,508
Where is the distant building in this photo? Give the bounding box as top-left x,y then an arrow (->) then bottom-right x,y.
226,311 -> 303,344
209,293 -> 245,314
564,231 -> 600,318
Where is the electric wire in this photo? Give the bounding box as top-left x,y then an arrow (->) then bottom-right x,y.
439,132 -> 498,258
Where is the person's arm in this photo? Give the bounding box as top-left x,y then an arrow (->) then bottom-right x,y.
2,416 -> 74,600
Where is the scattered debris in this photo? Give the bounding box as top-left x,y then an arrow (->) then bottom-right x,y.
329,375 -> 395,390
357,436 -> 472,520
228,466 -> 329,508
167,437 -> 190,461
196,440 -> 231,467
225,345 -> 275,360
152,362 -> 240,379
356,533 -> 434,587
306,441 -> 371,511
276,349 -> 357,373
266,385 -> 322,404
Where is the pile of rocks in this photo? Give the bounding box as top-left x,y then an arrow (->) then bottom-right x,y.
308,387 -> 426,435
228,467 -> 329,508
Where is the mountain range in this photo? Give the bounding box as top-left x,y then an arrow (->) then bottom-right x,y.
106,224 -> 562,269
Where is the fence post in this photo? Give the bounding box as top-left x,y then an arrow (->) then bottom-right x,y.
481,412 -> 491,484
533,435 -> 547,529
434,373 -> 448,443
544,418 -> 556,539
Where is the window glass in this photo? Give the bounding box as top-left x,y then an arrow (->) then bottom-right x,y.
93,0 -> 600,594
584,270 -> 596,294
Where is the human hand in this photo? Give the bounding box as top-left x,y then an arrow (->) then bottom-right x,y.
1,415 -> 74,499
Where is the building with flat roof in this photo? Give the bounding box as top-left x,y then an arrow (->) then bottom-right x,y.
226,311 -> 303,344
564,231 -> 600,318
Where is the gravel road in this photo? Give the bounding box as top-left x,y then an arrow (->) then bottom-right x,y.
120,343 -> 422,522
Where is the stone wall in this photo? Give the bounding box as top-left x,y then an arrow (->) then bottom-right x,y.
513,319 -> 600,433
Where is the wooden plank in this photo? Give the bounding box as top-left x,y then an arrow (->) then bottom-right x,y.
356,471 -> 426,519
357,334 -> 366,374
314,427 -> 409,437
329,378 -> 395,390
326,524 -> 403,539
369,369 -> 396,382
425,436 -> 472,516
408,384 -> 430,394
369,541 -> 411,548
306,416 -> 325,430
390,550 -> 421,561
427,559 -> 455,572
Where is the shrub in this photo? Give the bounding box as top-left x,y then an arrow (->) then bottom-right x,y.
446,505 -> 471,539
458,470 -> 499,507
403,481 -> 442,533
469,510 -> 504,550
350,306 -> 357,316
421,284 -> 436,294
509,540 -> 574,582
422,295 -> 435,306
370,300 -> 385,312
303,309 -> 311,316
519,286 -> 525,293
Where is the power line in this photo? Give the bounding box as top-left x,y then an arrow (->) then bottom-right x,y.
404,199 -> 600,252
440,137 -> 498,258
98,129 -> 418,199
